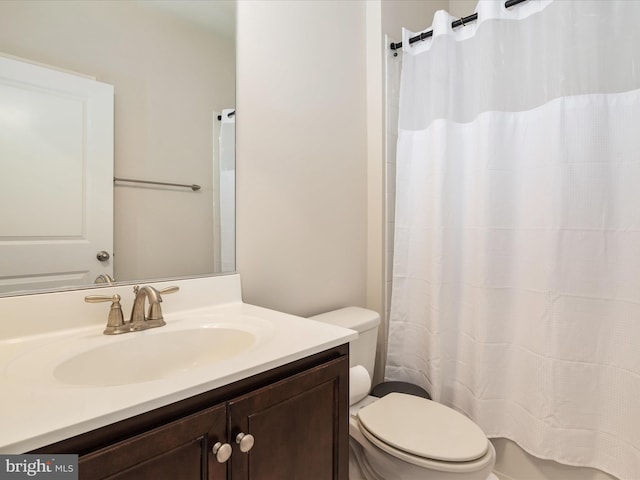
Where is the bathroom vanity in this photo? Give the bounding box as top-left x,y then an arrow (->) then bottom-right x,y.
0,275 -> 355,480
34,345 -> 348,480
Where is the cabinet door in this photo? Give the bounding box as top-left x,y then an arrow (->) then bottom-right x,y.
79,404 -> 227,480
228,356 -> 349,480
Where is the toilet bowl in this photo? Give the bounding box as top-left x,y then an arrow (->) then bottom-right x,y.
310,307 -> 496,480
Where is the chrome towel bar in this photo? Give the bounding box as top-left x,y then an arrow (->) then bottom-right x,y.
114,177 -> 201,191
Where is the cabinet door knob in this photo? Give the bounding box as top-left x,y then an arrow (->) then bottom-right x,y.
235,432 -> 255,453
212,442 -> 232,463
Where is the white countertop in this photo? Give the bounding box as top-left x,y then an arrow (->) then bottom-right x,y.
0,275 -> 356,453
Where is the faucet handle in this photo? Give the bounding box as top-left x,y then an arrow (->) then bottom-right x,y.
158,286 -> 179,295
85,294 -> 128,335
132,285 -> 179,297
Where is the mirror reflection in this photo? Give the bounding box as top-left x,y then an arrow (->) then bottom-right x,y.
0,0 -> 236,297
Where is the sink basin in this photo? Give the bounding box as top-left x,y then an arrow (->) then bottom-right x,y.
4,315 -> 271,388
53,328 -> 255,387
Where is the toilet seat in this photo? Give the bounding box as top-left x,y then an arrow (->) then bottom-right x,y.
356,421 -> 496,474
356,393 -> 492,471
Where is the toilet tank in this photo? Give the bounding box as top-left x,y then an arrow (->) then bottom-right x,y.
309,307 -> 380,380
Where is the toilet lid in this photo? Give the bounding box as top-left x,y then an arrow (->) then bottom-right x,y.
357,393 -> 489,462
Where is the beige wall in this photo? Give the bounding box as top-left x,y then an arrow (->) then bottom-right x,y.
0,0 -> 235,282
382,0 -> 448,37
448,0 -> 480,18
236,0 -> 368,316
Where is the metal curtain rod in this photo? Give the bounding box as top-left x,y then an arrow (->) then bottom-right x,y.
114,177 -> 201,191
389,0 -> 528,51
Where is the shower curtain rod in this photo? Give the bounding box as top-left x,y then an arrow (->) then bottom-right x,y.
389,0 -> 527,51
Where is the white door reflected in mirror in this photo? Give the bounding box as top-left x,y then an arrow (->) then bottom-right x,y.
0,55 -> 114,294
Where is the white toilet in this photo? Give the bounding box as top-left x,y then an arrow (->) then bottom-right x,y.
310,307 -> 496,480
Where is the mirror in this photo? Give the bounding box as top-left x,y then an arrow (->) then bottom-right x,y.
0,0 -> 236,297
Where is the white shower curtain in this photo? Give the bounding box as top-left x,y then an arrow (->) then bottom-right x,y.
386,1 -> 640,479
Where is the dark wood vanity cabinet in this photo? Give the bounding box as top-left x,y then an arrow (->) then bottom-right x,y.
229,357 -> 346,480
32,346 -> 349,480
79,404 -> 228,480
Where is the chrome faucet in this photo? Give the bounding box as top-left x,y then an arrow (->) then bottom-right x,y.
130,285 -> 180,330
85,285 -> 179,335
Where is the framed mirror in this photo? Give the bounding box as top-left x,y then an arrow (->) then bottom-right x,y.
0,0 -> 236,297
